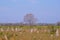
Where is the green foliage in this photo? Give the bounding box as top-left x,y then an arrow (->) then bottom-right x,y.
48,25 -> 56,34
0,32 -> 4,36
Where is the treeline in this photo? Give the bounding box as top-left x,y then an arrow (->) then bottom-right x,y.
0,22 -> 60,26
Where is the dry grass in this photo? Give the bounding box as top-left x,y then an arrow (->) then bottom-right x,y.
0,26 -> 60,40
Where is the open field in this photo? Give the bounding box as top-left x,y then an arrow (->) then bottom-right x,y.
0,26 -> 60,40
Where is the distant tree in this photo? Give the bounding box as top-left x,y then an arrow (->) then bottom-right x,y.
24,13 -> 37,27
20,22 -> 24,27
57,22 -> 60,26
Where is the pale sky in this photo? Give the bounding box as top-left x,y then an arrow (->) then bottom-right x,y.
0,0 -> 60,23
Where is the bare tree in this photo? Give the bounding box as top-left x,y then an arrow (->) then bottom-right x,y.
24,13 -> 37,27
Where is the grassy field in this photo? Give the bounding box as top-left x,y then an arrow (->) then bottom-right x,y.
0,25 -> 60,40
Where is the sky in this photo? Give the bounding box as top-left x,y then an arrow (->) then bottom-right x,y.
0,0 -> 60,23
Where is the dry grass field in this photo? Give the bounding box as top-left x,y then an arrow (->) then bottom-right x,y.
0,26 -> 60,40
